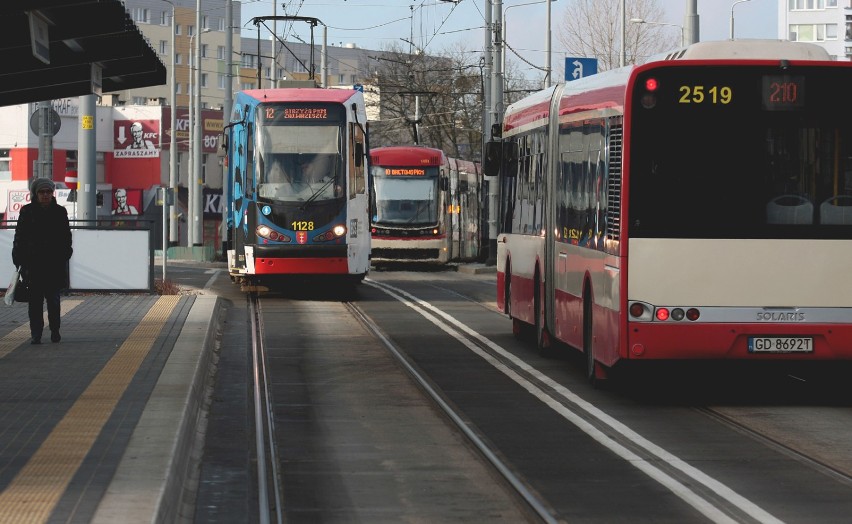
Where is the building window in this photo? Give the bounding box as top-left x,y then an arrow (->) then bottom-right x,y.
218,46 -> 226,60
188,25 -> 195,37
133,8 -> 150,24
827,24 -> 838,39
218,74 -> 228,89
177,82 -> 182,95
175,24 -> 182,36
789,24 -> 834,41
0,149 -> 11,182
201,73 -> 208,88
241,82 -> 255,90
201,44 -> 209,58
176,53 -> 182,65
132,96 -> 146,105
201,15 -> 209,30
159,40 -> 168,54
788,0 -> 827,8
160,10 -> 170,26
218,18 -> 226,31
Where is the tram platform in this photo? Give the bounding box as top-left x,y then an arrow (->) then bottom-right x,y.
0,291 -> 220,523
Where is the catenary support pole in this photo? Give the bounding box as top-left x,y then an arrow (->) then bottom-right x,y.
77,95 -> 97,221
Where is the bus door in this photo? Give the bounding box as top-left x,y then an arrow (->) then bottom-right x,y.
543,84 -> 566,336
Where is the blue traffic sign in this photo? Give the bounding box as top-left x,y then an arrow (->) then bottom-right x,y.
564,57 -> 598,81
353,83 -> 364,92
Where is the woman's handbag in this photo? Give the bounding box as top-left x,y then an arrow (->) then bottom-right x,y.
14,268 -> 29,303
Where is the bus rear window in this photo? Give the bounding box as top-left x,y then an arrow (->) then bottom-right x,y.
628,65 -> 852,239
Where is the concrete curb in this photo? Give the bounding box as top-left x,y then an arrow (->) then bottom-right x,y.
92,295 -> 221,524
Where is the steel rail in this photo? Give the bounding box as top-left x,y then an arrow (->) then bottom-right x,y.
345,301 -> 560,524
249,293 -> 284,524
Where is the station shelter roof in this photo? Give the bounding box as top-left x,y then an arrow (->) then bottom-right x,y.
2,0 -> 167,107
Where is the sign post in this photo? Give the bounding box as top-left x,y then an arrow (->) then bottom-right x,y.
564,57 -> 598,82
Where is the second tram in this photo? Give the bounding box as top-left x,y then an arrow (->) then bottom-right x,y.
369,145 -> 482,265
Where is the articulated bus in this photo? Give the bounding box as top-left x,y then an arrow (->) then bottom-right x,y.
485,40 -> 852,381
222,88 -> 370,289
369,145 -> 482,265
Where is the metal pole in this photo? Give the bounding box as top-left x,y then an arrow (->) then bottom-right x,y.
188,31 -> 195,246
620,0 -> 626,67
223,0 -> 233,252
38,101 -> 53,179
730,0 -> 752,40
168,1 -> 178,248
162,189 -> 167,281
545,0 -> 551,87
77,95 -> 97,220
193,17 -> 206,247
684,0 -> 699,45
321,24 -> 327,87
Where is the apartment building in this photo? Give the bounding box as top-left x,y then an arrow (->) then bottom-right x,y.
779,0 -> 852,60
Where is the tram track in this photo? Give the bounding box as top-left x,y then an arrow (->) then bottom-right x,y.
248,293 -> 284,524
344,299 -> 560,524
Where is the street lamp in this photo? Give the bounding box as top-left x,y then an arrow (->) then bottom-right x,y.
730,0 -> 752,40
160,0 -> 177,254
188,27 -> 209,247
502,0 -> 557,87
630,18 -> 685,47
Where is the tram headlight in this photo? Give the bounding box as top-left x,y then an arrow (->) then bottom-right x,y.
256,225 -> 291,242
313,224 -> 347,242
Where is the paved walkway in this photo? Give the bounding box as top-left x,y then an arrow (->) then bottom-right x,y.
0,293 -> 220,524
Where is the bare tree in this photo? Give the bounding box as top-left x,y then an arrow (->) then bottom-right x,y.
368,43 -> 485,161
557,0 -> 678,72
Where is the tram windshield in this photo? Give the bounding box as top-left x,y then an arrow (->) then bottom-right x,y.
256,125 -> 344,203
371,166 -> 439,225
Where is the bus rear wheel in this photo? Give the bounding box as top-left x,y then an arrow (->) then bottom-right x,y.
535,274 -> 555,357
584,289 -> 606,386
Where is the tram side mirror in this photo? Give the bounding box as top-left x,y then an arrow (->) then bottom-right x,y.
218,134 -> 228,156
484,141 -> 518,178
354,142 -> 364,168
440,177 -> 449,191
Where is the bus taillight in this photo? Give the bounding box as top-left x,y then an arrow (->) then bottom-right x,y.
686,308 -> 700,321
629,302 -> 645,318
655,308 -> 670,321
645,78 -> 658,91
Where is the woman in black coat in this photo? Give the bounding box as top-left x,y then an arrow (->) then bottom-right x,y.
12,178 -> 73,344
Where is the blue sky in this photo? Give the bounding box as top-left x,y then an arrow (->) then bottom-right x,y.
240,0 -> 779,76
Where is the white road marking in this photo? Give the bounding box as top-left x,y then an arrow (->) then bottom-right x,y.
367,279 -> 783,524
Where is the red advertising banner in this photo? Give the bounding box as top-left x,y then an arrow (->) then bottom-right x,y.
114,120 -> 160,158
161,108 -> 223,153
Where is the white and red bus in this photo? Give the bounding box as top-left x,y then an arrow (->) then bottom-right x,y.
370,145 -> 482,265
484,40 -> 852,381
